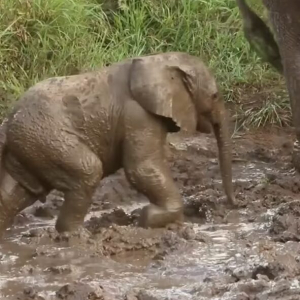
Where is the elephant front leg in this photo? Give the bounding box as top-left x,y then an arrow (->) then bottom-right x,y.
56,187 -> 98,233
264,3 -> 300,172
123,101 -> 184,228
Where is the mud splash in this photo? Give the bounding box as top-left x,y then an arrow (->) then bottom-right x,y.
1,128 -> 300,300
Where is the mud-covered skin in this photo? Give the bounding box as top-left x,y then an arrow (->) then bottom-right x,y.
0,52 -> 235,235
235,0 -> 282,73
236,0 -> 300,172
262,1 -> 300,150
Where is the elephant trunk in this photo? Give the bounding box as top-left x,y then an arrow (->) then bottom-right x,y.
212,103 -> 236,207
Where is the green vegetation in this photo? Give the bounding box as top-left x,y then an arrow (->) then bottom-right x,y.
0,0 -> 290,127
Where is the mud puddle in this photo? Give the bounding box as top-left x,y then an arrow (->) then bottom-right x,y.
1,128 -> 300,300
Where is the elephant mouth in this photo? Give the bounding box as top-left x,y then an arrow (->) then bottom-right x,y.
197,117 -> 212,134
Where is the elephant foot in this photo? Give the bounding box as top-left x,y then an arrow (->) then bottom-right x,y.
292,140 -> 300,173
55,225 -> 92,241
138,204 -> 184,229
55,217 -> 84,233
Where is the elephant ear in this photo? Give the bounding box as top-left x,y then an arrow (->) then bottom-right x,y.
129,58 -> 197,132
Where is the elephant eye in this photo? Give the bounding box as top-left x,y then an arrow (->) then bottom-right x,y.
212,92 -> 218,99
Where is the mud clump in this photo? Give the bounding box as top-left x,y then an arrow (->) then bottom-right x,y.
125,290 -> 161,300
91,224 -> 188,256
226,262 -> 284,283
17,288 -> 45,300
210,277 -> 300,300
269,200 -> 300,242
85,208 -> 135,231
56,281 -> 109,300
84,209 -> 189,256
254,278 -> 300,300
22,208 -> 199,258
239,278 -> 300,300
47,265 -> 76,275
22,226 -> 101,258
183,193 -> 229,224
274,176 -> 300,194
247,147 -> 276,163
251,263 -> 284,281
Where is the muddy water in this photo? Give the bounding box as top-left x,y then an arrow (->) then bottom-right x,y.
1,129 -> 300,300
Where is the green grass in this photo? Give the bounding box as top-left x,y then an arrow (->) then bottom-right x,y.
0,0 -> 291,127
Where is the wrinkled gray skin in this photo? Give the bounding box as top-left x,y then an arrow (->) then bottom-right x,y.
0,52 -> 235,236
236,0 -> 300,171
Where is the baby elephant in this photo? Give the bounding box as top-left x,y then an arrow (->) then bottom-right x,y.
0,52 -> 235,236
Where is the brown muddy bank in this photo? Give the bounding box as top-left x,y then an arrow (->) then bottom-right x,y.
1,127 -> 300,300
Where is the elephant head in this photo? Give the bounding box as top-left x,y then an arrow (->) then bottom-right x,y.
236,0 -> 300,171
129,53 -> 236,206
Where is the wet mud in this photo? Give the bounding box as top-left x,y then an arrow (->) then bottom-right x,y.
2,127 -> 300,299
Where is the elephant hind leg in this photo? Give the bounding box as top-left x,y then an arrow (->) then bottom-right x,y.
52,144 -> 103,233
0,169 -> 38,235
0,152 -> 46,235
123,100 -> 184,228
7,128 -> 103,232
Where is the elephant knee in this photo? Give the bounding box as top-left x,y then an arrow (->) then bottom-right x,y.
124,160 -> 182,210
66,151 -> 103,193
124,161 -> 158,193
83,158 -> 102,185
